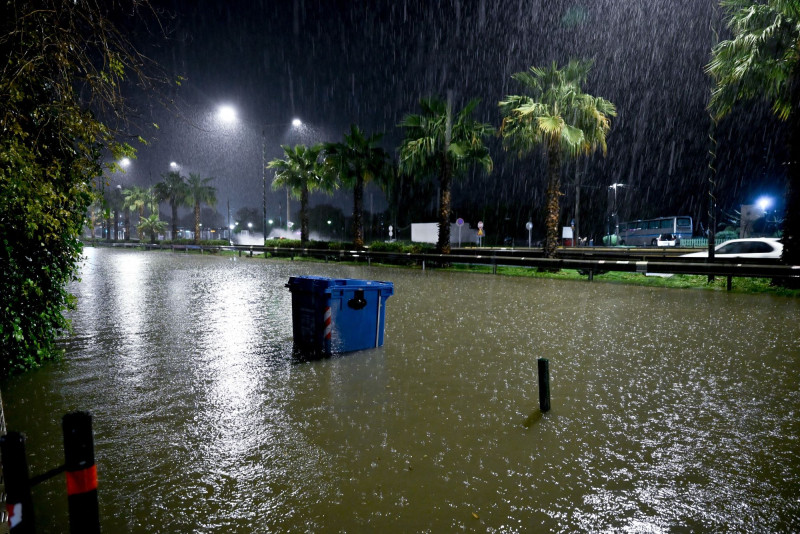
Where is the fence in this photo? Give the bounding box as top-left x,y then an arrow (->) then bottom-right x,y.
87,242 -> 800,290
0,411 -> 99,533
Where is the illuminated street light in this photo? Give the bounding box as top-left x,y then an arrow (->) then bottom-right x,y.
757,196 -> 772,213
214,104 -> 303,243
119,157 -> 131,168
218,105 -> 237,123
170,161 -> 179,169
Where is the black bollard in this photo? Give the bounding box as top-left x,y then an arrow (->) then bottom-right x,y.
62,411 -> 100,534
537,358 -> 551,412
1,432 -> 35,533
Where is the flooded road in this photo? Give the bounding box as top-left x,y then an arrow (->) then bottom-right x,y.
3,247 -> 799,532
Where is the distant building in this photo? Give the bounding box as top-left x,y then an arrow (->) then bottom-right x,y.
411,222 -> 478,246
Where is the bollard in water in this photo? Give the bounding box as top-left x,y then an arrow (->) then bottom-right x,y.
63,411 -> 100,534
538,358 -> 551,412
1,431 -> 35,533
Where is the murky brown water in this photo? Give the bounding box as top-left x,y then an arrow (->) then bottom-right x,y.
2,247 -> 799,532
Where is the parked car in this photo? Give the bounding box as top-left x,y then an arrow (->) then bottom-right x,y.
656,233 -> 679,247
681,238 -> 783,259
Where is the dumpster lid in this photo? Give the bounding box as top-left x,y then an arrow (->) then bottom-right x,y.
287,275 -> 394,295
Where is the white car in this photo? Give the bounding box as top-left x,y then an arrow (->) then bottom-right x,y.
681,238 -> 783,259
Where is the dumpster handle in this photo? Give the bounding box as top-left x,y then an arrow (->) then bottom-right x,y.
375,290 -> 382,347
347,289 -> 368,310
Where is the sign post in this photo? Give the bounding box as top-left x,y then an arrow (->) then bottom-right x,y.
388,225 -> 393,240
456,218 -> 464,247
477,221 -> 484,247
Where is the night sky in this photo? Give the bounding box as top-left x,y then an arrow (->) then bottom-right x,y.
114,0 -> 788,241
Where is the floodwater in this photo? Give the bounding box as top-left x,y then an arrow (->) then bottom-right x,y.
3,247 -> 799,533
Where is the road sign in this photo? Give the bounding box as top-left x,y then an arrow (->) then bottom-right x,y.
525,221 -> 533,231
477,221 -> 483,229
477,229 -> 484,237
456,218 -> 464,226
388,225 -> 393,237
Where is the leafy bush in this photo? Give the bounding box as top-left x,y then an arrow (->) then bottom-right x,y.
1,2 -> 171,375
164,239 -> 230,246
367,241 -> 434,254
714,230 -> 738,242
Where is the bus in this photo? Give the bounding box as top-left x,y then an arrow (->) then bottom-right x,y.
618,216 -> 693,246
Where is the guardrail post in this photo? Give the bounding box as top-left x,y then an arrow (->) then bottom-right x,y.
0,431 -> 35,533
63,411 -> 100,534
727,275 -> 732,291
537,358 -> 551,413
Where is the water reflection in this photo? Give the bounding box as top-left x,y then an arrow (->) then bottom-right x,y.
1,248 -> 798,532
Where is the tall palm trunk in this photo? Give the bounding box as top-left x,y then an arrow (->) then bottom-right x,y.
136,206 -> 144,240
544,141 -> 562,258
300,185 -> 309,243
352,174 -> 364,248
194,202 -> 200,245
437,157 -> 453,254
124,213 -> 131,241
784,68 -> 800,266
170,200 -> 179,240
113,208 -> 120,241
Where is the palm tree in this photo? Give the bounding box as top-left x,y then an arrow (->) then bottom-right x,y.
154,171 -> 188,240
706,0 -> 800,265
86,197 -> 104,239
137,214 -> 167,244
268,144 -> 330,243
399,96 -> 494,254
122,185 -> 158,241
323,125 -> 390,248
184,173 -> 217,245
499,59 -> 616,258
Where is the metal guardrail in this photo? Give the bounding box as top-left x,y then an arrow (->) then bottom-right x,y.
86,241 -> 800,288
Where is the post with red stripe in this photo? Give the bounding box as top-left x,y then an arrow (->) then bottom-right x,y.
62,411 -> 100,534
323,306 -> 332,354
0,431 -> 35,533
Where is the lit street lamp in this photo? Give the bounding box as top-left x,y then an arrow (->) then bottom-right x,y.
216,105 -> 302,244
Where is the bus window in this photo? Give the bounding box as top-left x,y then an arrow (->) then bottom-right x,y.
648,221 -> 660,229
677,217 -> 691,228
661,219 -> 673,229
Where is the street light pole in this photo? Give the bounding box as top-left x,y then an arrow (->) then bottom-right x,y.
609,182 -> 624,243
262,129 -> 267,244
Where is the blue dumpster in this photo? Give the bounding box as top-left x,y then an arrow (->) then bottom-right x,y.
286,276 -> 394,355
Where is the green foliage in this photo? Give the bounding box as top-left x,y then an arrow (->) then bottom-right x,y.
706,0 -> 800,266
398,96 -> 494,254
714,229 -> 739,242
706,0 -> 800,121
184,173 -> 216,245
137,214 -> 167,244
163,239 -> 229,246
499,60 -> 616,258
1,2 -> 167,375
323,125 -> 390,247
268,144 -> 329,243
367,241 -> 434,254
154,171 -> 189,239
